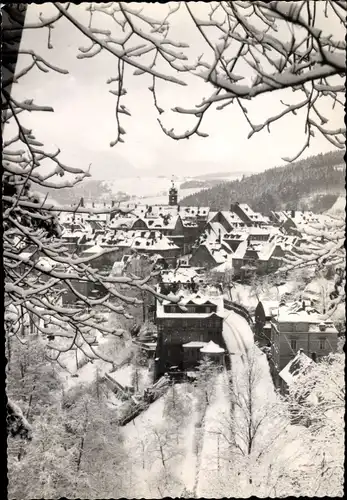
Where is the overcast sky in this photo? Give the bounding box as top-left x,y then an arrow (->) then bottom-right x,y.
8,2 -> 344,180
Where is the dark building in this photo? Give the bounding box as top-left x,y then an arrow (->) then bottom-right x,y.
155,291 -> 225,378
169,180 -> 178,206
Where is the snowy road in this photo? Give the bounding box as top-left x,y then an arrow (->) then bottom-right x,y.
222,310 -> 254,355
222,309 -> 275,400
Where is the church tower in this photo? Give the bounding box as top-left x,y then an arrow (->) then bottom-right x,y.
168,177 -> 178,206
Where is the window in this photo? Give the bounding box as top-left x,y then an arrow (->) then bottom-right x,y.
290,339 -> 297,351
295,323 -> 308,332
319,339 -> 326,350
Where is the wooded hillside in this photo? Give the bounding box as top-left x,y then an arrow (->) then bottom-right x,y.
181,150 -> 345,213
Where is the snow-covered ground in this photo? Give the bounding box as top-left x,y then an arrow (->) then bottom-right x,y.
195,371 -> 231,498
112,364 -> 133,387
121,383 -> 200,498
222,309 -> 254,354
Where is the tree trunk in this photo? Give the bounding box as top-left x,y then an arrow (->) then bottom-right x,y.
76,406 -> 89,472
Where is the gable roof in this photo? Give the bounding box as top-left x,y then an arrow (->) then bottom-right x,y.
279,351 -> 314,386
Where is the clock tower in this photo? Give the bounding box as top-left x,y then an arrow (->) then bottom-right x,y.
168,177 -> 178,206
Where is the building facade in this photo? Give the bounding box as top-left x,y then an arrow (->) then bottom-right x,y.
155,292 -> 225,378
271,302 -> 338,385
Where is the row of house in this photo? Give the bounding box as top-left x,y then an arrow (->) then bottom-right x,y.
57,183 -> 334,281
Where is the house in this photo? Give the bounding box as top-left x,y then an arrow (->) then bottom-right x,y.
278,349 -> 314,394
181,219 -> 200,254
230,202 -> 268,226
155,290 -> 225,377
269,211 -> 289,225
223,231 -> 248,252
270,301 -> 338,385
130,231 -> 180,265
280,210 -> 322,236
254,300 -> 279,346
190,240 -> 233,270
232,239 -> 286,279
159,266 -> 205,291
207,211 -> 246,233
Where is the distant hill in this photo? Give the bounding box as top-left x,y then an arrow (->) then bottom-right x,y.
180,179 -> 222,189
192,170 -> 254,180
180,150 -> 346,214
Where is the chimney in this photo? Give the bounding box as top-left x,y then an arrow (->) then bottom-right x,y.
80,197 -> 84,208
291,209 -> 295,219
311,352 -> 317,362
218,228 -> 222,244
302,300 -> 305,310
112,200 -> 115,207
104,202 -> 106,207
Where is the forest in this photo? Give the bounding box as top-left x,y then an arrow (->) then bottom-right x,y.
181,150 -> 345,213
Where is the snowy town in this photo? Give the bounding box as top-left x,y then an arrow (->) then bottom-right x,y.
4,2 -> 345,499
7,176 -> 344,497
13,181 -> 342,405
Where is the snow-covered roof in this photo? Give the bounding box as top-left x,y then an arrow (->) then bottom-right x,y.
247,226 -> 272,236
115,203 -> 210,220
157,290 -> 224,318
182,341 -> 207,348
211,257 -> 233,273
326,195 -> 346,216
82,244 -> 104,255
132,233 -> 179,251
161,266 -> 203,283
257,241 -> 278,261
200,240 -> 232,264
180,206 -> 210,218
207,211 -> 218,222
279,351 -> 313,386
200,341 -> 225,354
18,252 -> 34,262
261,300 -> 280,318
224,231 -> 248,241
220,211 -> 244,225
271,211 -> 289,224
146,215 -> 179,230
232,240 -> 248,259
181,219 -> 198,228
108,217 -> 136,229
275,302 -> 332,324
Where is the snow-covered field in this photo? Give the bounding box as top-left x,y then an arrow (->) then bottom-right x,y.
105,176 -> 205,202
136,188 -> 206,206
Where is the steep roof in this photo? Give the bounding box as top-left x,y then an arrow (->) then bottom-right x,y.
157,289 -> 224,318
279,351 -> 314,386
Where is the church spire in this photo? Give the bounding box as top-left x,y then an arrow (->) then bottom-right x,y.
169,175 -> 178,206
